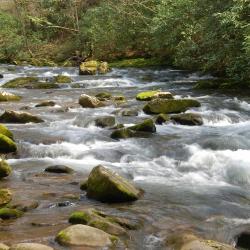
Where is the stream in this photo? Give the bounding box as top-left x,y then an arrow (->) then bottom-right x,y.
0,65 -> 250,249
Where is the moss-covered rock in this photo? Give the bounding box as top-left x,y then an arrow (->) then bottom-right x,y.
9,243 -> 53,250
129,119 -> 156,132
171,113 -> 203,126
79,94 -> 105,108
35,101 -> 56,108
110,128 -> 136,139
0,91 -> 21,102
155,114 -> 170,125
56,224 -> 114,247
86,165 -> 142,203
0,111 -> 44,123
112,95 -> 126,102
0,189 -> 12,207
0,208 -> 23,220
45,165 -> 74,174
136,91 -> 173,101
79,60 -> 98,75
143,99 -> 201,114
98,62 -> 110,74
0,124 -> 14,139
54,75 -> 72,83
95,92 -> 112,100
94,116 -> 116,128
0,134 -> 17,154
0,160 -> 12,179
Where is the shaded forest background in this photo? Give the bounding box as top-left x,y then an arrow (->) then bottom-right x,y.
0,0 -> 249,82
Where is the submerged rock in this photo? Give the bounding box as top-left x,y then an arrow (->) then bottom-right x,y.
54,75 -> 72,83
35,101 -> 56,108
79,94 -> 105,108
94,116 -> 116,128
9,243 -> 53,250
171,113 -> 203,126
0,134 -> 17,154
0,208 -> 23,220
45,165 -> 74,174
0,124 -> 14,139
9,200 -> 39,212
143,99 -> 201,114
56,224 -> 114,247
0,160 -> 12,179
0,111 -> 44,123
0,91 -> 21,102
136,90 -> 173,101
86,165 -> 141,203
0,189 -> 12,207
155,113 -> 170,125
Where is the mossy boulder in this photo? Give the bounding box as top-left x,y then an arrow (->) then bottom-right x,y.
129,119 -> 156,132
171,113 -> 203,126
98,62 -> 110,74
56,224 -> 114,248
79,60 -> 98,75
136,91 -> 173,101
0,208 -> 23,220
0,160 -> 12,179
86,165 -> 142,203
9,243 -> 53,250
0,124 -> 14,139
0,134 -> 17,154
143,99 -> 201,114
0,189 -> 12,207
95,92 -> 112,100
0,91 -> 21,102
35,101 -> 56,108
110,128 -> 136,139
0,111 -> 44,123
79,94 -> 105,108
69,209 -> 128,236
54,75 -> 72,83
155,114 -> 170,125
94,116 -> 116,128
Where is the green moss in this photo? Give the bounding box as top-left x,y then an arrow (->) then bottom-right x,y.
2,77 -> 39,88
95,92 -> 112,99
35,83 -> 59,89
0,92 -> 21,102
143,99 -> 201,114
155,114 -> 170,124
0,124 -> 14,139
54,75 -> 72,83
110,58 -> 166,68
69,211 -> 90,224
136,91 -> 159,101
56,230 -> 70,244
0,208 -> 23,220
0,159 -> 12,179
110,128 -> 135,140
129,119 -> 156,133
171,113 -> 203,126
0,189 -> 12,207
0,134 -> 17,154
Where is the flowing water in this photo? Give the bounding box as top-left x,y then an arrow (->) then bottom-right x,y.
0,65 -> 250,249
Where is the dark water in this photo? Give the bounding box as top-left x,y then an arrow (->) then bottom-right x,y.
1,65 -> 250,249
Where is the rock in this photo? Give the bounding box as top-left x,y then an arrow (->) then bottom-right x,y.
129,119 -> 156,132
69,209 -> 127,236
54,75 -> 72,83
98,62 -> 109,74
0,243 -> 9,250
94,116 -> 116,128
167,233 -> 235,250
56,224 -> 114,247
0,124 -> 14,139
35,101 -> 56,108
79,94 -> 105,108
143,99 -> 201,114
113,95 -> 126,102
0,91 -> 21,102
79,61 -> 98,75
0,189 -> 12,207
0,74 -> 3,78
121,109 -> 138,116
80,180 -> 88,190
155,114 -> 170,124
19,106 -> 32,111
110,128 -> 137,139
2,77 -> 59,89
44,165 -> 74,174
110,124 -> 124,130
0,111 -> 44,123
9,243 -> 53,250
235,232 -> 250,249
9,200 -> 39,212
86,165 -> 141,202
0,134 -> 17,154
136,91 -> 173,101
95,92 -> 112,100
171,113 -> 203,126
0,208 -> 23,220
0,160 -> 12,179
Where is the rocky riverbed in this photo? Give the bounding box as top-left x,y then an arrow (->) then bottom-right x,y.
0,65 -> 250,249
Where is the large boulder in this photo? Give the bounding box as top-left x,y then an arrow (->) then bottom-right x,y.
0,134 -> 17,154
79,94 -> 105,108
0,160 -> 12,179
9,243 -> 53,250
0,91 -> 21,102
0,124 -> 14,139
143,99 -> 201,114
0,111 -> 44,123
86,165 -> 141,202
79,61 -> 98,75
171,113 -> 203,126
56,224 -> 114,247
0,189 -> 12,207
167,233 -> 235,250
136,91 -> 173,101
